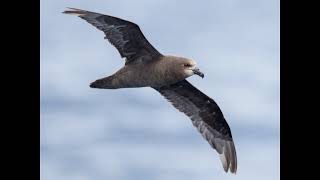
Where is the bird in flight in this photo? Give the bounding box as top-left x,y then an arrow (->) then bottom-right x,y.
63,7 -> 237,173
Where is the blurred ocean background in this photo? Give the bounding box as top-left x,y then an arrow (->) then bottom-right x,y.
40,0 -> 279,180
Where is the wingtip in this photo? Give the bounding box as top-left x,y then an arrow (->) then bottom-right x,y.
219,141 -> 237,174
62,7 -> 86,16
219,153 -> 229,173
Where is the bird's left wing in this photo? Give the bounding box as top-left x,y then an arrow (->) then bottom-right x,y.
153,80 -> 237,173
63,8 -> 162,65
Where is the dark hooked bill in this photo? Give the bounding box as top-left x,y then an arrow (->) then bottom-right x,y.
193,68 -> 204,78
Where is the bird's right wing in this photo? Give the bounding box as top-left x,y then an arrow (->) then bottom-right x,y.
153,80 -> 237,173
63,8 -> 163,65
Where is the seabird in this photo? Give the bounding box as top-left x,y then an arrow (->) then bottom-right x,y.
63,8 -> 237,173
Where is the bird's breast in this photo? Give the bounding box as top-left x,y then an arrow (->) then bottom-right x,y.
113,60 -> 185,88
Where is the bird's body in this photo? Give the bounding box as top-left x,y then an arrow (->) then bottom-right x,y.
91,56 -> 193,89
63,7 -> 237,174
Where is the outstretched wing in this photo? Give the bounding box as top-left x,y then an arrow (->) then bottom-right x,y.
153,80 -> 237,173
63,8 -> 162,64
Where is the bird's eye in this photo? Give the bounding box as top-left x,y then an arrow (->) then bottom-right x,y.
184,64 -> 192,67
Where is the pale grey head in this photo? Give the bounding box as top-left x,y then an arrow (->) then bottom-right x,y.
171,58 -> 204,80
182,59 -> 204,78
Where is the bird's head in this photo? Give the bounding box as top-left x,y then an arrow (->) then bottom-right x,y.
179,59 -> 204,78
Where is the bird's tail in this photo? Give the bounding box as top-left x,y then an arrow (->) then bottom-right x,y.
90,76 -> 118,89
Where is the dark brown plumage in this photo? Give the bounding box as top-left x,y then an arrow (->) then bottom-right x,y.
154,80 -> 237,173
63,8 -> 162,64
64,7 -> 237,173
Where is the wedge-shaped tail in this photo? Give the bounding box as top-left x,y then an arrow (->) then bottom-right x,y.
90,76 -> 116,89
